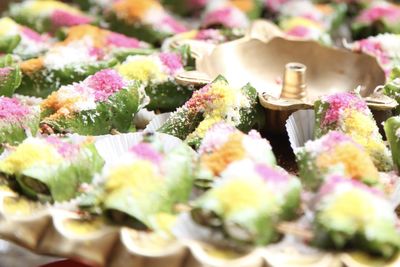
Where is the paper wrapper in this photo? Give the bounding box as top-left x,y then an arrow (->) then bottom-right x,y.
133,109 -> 156,130
144,113 -> 172,133
94,132 -> 184,165
285,110 -> 315,153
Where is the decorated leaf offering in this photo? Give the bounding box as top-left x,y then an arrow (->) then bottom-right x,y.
314,92 -> 392,172
196,123 -> 276,188
0,54 -> 22,97
79,135 -> 195,230
352,2 -> 400,39
17,42 -> 119,98
158,76 -> 262,148
0,136 -> 104,203
351,34 -> 400,78
40,69 -> 145,135
9,0 -> 94,33
116,52 -> 192,111
0,17 -> 49,59
311,176 -> 400,258
297,131 -> 379,190
16,24 -> 152,98
192,160 -> 301,245
0,96 -> 40,152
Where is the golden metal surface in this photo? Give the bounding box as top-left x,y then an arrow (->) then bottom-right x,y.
176,36 -> 395,111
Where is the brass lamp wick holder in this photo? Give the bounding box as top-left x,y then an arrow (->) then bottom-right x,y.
281,63 -> 307,100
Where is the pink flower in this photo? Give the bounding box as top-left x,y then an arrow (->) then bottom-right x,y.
107,32 -> 141,48
159,52 -> 183,74
195,29 -> 225,42
255,164 -> 290,183
51,9 -> 92,28
130,143 -> 163,165
286,26 -> 313,38
203,7 -> 247,29
0,97 -> 30,122
21,27 -> 44,42
322,92 -> 368,125
0,67 -> 12,77
45,136 -> 80,158
162,16 -> 187,34
199,122 -> 236,154
86,69 -> 125,102
357,5 -> 400,24
89,47 -> 105,60
318,175 -> 384,199
321,131 -> 359,151
185,84 -> 214,112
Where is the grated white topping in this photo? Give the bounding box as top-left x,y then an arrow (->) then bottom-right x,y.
43,38 -> 98,70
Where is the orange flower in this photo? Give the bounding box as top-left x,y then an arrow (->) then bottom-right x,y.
42,91 -> 80,119
112,0 -> 161,23
230,0 -> 254,13
201,133 -> 245,176
316,144 -> 379,183
60,25 -> 108,48
20,58 -> 44,75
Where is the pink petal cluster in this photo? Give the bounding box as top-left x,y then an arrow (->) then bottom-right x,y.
199,122 -> 236,154
86,69 -> 125,102
130,143 -> 163,165
107,32 -> 141,48
321,131 -> 359,151
159,52 -> 183,74
255,164 -> 289,183
357,4 -> 400,24
51,9 -> 92,28
185,84 -> 214,112
203,7 -> 243,29
356,39 -> 389,65
317,175 -> 384,199
0,97 -> 30,122
21,27 -> 44,42
0,67 -> 12,77
322,92 -> 368,126
195,29 -> 225,42
45,136 -> 80,158
161,16 -> 187,34
286,26 -> 313,38
89,47 -> 105,60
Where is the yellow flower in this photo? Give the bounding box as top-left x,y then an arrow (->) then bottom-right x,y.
189,80 -> 247,139
215,178 -> 274,216
0,140 -> 62,174
29,0 -> 83,15
117,57 -> 166,83
280,17 -> 323,32
0,17 -> 19,36
106,160 -> 161,193
320,189 -> 371,229
343,110 -> 387,166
